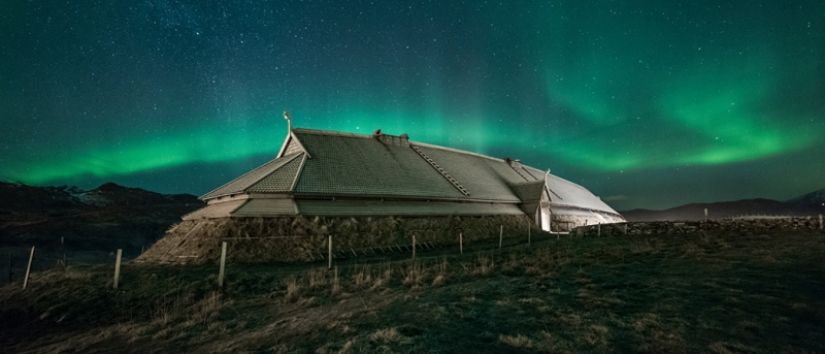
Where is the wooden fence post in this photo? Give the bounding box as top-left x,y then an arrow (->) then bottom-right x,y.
499,225 -> 503,249
113,249 -> 122,289
459,232 -> 463,254
218,242 -> 227,288
528,225 -> 531,246
8,252 -> 13,284
597,223 -> 601,237
328,235 -> 333,270
23,246 -> 35,289
820,214 -> 823,230
704,208 -> 708,222
412,235 -> 416,260
624,223 -> 628,235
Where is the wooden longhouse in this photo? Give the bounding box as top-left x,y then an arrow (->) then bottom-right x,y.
137,118 -> 625,264
183,124 -> 624,231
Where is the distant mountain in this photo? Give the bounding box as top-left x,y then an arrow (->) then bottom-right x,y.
787,188 -> 825,207
620,189 -> 825,222
0,181 -> 200,212
0,182 -> 203,265
80,182 -> 201,207
0,182 -> 86,213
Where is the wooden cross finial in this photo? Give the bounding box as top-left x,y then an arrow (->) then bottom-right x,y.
283,111 -> 292,131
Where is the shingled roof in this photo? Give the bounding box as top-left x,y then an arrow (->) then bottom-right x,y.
291,130 -> 467,199
201,152 -> 304,200
198,128 -> 622,219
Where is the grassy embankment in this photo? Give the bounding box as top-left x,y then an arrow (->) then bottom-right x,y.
1,230 -> 824,353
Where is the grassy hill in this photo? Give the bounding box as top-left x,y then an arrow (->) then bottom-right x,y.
1,229 -> 824,353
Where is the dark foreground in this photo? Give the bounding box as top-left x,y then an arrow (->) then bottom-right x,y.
1,230 -> 824,353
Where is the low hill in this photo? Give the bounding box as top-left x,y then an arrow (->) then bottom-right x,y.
620,188 -> 825,222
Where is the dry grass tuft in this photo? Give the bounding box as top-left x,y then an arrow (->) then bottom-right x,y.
370,267 -> 392,290
431,274 -> 446,287
402,261 -> 426,288
499,333 -> 533,348
536,331 -> 560,352
633,313 -> 659,332
501,253 -> 522,274
634,313 -> 685,353
284,277 -> 302,303
331,266 -> 342,295
306,267 -> 328,290
556,311 -> 581,327
337,339 -> 356,354
370,327 -> 402,345
580,324 -> 609,346
708,342 -> 735,354
431,257 -> 449,286
472,253 -> 495,276
640,330 -> 685,353
350,265 -> 374,290
190,291 -> 222,323
64,267 -> 93,280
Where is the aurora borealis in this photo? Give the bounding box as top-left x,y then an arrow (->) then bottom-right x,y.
1,1 -> 823,210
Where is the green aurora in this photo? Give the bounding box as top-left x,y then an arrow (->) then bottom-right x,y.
1,1 -> 823,210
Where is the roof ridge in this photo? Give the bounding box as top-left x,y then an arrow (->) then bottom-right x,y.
410,141 -> 519,165
292,128 -> 373,138
294,128 -> 545,171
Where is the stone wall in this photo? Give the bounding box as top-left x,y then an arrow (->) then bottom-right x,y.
573,215 -> 825,237
136,214 -> 537,264
552,214 -> 625,232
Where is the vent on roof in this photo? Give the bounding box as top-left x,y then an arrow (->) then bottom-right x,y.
375,131 -> 410,147
411,145 -> 470,196
505,158 -> 530,181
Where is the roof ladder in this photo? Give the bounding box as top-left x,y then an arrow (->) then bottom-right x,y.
510,166 -> 531,181
411,146 -> 470,196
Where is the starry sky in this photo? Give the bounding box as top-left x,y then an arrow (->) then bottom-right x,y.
1,0 -> 823,211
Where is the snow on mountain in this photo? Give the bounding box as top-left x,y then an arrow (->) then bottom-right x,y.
788,188 -> 825,206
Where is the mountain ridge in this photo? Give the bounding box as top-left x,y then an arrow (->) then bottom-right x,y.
620,189 -> 825,222
0,182 -> 204,270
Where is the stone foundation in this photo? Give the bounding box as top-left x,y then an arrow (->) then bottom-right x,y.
136,214 -> 537,264
573,216 -> 825,237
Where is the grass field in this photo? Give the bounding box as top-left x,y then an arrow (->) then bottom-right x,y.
1,229 -> 824,353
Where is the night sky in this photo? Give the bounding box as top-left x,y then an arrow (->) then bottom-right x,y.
1,1 -> 823,211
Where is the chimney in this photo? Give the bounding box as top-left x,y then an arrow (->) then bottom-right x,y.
372,129 -> 382,138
